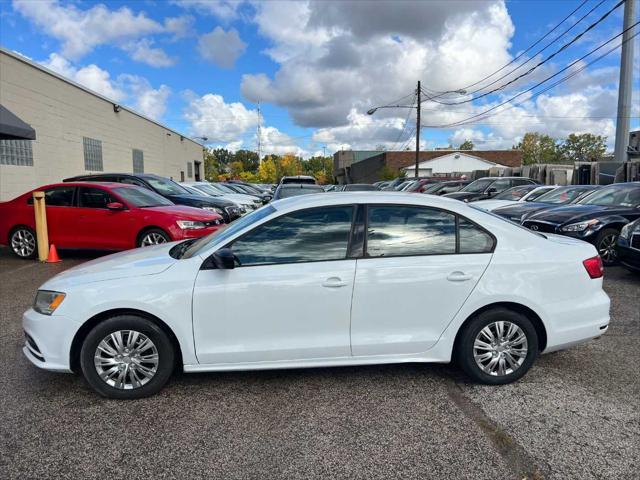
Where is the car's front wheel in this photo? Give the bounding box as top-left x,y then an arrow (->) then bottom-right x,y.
80,315 -> 175,399
137,228 -> 170,248
456,308 -> 538,385
595,228 -> 619,266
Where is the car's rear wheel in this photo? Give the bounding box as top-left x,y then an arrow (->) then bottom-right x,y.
137,228 -> 170,248
9,226 -> 37,259
456,308 -> 538,385
595,228 -> 619,266
80,315 -> 174,399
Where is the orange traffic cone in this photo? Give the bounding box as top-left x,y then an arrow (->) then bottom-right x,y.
46,244 -> 61,263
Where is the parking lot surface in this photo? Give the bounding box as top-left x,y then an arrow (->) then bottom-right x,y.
0,248 -> 638,480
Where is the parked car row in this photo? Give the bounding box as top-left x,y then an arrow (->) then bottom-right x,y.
1,172 -> 278,259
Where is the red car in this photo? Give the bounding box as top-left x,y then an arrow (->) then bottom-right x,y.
0,182 -> 224,259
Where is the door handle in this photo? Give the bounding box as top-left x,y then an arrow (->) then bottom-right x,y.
322,277 -> 348,288
447,271 -> 473,282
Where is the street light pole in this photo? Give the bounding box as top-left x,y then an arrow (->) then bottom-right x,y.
415,80 -> 421,179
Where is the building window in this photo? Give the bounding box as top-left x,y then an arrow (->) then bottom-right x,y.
180,171 -> 185,182
83,137 -> 103,171
132,149 -> 144,173
187,161 -> 193,178
0,139 -> 33,166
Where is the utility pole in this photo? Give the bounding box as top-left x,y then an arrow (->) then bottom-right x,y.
322,145 -> 327,158
614,0 -> 636,162
415,80 -> 421,178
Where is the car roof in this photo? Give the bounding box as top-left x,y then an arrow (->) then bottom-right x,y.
272,191 -> 470,212
41,181 -> 138,189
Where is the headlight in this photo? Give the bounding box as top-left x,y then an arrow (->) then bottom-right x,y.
561,219 -> 599,232
34,290 -> 66,315
176,220 -> 206,230
201,206 -> 224,215
620,222 -> 633,239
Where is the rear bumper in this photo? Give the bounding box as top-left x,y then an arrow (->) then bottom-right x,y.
542,288 -> 610,353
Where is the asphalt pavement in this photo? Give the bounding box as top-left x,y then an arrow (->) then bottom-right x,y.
0,247 -> 638,480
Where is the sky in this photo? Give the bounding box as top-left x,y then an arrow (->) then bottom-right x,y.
0,0 -> 638,158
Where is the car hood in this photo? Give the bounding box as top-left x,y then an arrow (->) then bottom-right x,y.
526,204 -> 628,224
444,192 -> 481,201
167,193 -> 235,207
472,199 -> 517,210
493,201 -> 556,217
143,204 -> 223,220
221,193 -> 258,205
41,243 -> 178,289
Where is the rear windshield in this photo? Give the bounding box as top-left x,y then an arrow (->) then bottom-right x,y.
536,187 -> 594,204
578,185 -> 640,207
277,186 -> 324,198
462,178 -> 494,193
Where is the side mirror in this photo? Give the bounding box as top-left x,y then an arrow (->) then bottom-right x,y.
211,247 -> 236,269
106,202 -> 125,210
486,187 -> 497,196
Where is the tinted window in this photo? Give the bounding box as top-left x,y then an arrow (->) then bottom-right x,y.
578,185 -> 640,207
462,178 -> 494,193
367,206 -> 456,257
78,187 -> 115,208
489,179 -> 511,193
231,206 -> 354,266
493,185 -> 534,200
146,176 -> 189,196
459,218 -> 494,253
43,186 -> 75,206
536,186 -> 591,204
120,177 -> 147,187
512,178 -> 533,186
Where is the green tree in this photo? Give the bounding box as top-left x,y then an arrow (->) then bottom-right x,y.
258,157 -> 277,183
514,132 -> 562,165
558,133 -> 607,163
203,149 -> 220,181
210,148 -> 233,171
229,160 -> 244,177
234,149 -> 260,173
459,139 -> 474,150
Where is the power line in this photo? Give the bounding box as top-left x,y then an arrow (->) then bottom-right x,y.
423,0 -> 625,106
426,0 -> 605,99
422,22 -> 640,129
391,92 -> 417,150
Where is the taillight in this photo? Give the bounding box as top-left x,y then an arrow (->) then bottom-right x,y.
583,256 -> 604,279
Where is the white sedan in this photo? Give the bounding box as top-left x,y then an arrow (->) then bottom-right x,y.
473,185 -> 557,211
23,192 -> 610,399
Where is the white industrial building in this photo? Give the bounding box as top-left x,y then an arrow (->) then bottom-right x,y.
400,151 -> 506,177
0,48 -> 204,201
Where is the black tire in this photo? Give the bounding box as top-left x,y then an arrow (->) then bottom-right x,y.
80,315 -> 175,399
594,228 -> 619,266
456,308 -> 538,385
9,226 -> 37,259
137,228 -> 171,248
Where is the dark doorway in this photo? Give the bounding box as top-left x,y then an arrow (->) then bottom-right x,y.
194,161 -> 202,181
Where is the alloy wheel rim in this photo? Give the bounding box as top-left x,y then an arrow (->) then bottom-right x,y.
11,229 -> 36,258
141,232 -> 167,247
94,330 -> 159,390
473,321 -> 528,376
598,234 -> 617,263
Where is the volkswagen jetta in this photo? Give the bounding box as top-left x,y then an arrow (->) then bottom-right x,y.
22,193 -> 610,399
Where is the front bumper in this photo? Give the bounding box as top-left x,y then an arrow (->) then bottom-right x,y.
22,308 -> 75,372
521,220 -> 599,243
616,239 -> 640,272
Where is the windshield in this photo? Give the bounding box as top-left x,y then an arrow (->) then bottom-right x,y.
578,184 -> 640,207
146,176 -> 190,196
493,185 -> 534,200
113,187 -> 173,207
182,205 -> 276,259
192,184 -> 222,197
462,178 -> 494,193
536,186 -> 594,204
524,187 -> 554,201
277,186 -> 324,198
211,183 -> 236,194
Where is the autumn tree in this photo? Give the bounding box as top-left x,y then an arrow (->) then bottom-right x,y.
258,157 -> 277,183
558,133 -> 607,163
234,149 -> 260,172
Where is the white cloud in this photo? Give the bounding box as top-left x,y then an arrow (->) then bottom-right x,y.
198,27 -> 247,68
13,0 -> 163,59
41,53 -> 126,101
120,75 -> 172,120
40,54 -> 170,120
164,15 -> 194,39
183,92 -> 259,142
125,39 -> 176,67
259,126 -> 307,157
173,0 -> 243,20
